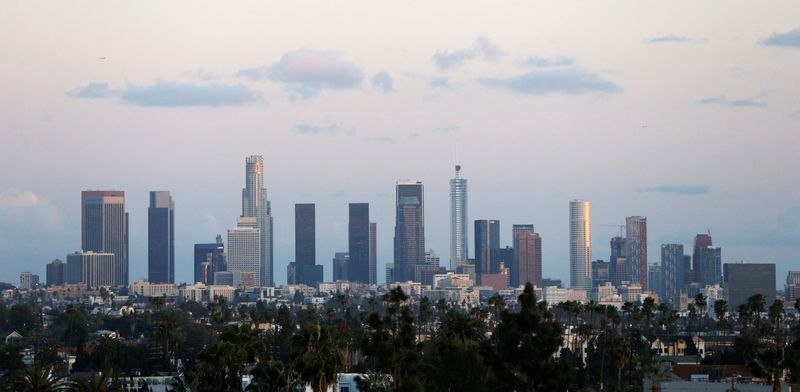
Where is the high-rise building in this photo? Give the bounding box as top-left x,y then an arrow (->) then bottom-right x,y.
474,219 -> 500,281
513,224 -> 542,288
692,234 -> 713,283
348,203 -> 370,283
609,236 -> 629,284
648,264 -> 664,299
295,203 -> 323,285
81,191 -> 128,286
46,259 -> 66,286
333,252 -> 349,281
591,259 -> 610,289
785,271 -> 800,301
241,155 -> 274,287
724,262 -> 776,309
194,236 -> 225,284
569,200 -> 592,291
148,191 -> 175,284
385,263 -> 394,284
696,245 -> 722,287
369,222 -> 377,284
19,271 -> 37,290
394,181 -> 425,282
66,251 -> 116,289
227,217 -> 261,287
450,164 -> 468,269
661,244 -> 685,308
625,216 -> 647,290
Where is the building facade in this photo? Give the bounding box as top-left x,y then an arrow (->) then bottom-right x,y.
394,181 -> 425,282
81,190 -> 128,286
148,191 -> 175,284
227,217 -> 261,287
512,224 -> 542,288
66,251 -> 116,289
194,237 -> 225,284
661,243 -> 685,308
724,262 -> 776,309
46,259 -> 66,286
449,164 -> 468,269
241,155 -> 274,287
625,216 -> 647,290
569,200 -> 592,291
474,219 -> 500,281
348,203 -> 370,283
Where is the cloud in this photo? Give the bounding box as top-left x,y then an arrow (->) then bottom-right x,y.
371,72 -> 394,92
68,82 -> 113,99
120,82 -> 262,107
698,96 -> 766,108
240,49 -> 364,99
519,56 -> 576,67
480,68 -> 621,95
430,77 -> 457,90
293,123 -> 339,135
69,81 -> 262,107
433,36 -> 504,70
647,34 -> 692,43
636,184 -> 710,195
431,125 -> 459,134
726,208 -> 800,248
760,27 -> 800,48
0,189 -> 63,231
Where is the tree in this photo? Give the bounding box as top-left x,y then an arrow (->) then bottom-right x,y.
356,371 -> 393,392
71,372 -> 125,392
714,299 -> 729,333
246,360 -> 293,392
489,283 -> 568,391
3,365 -> 70,392
291,324 -> 346,392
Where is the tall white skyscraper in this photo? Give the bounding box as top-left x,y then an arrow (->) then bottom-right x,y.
227,217 -> 261,287
242,155 -> 274,286
570,200 -> 592,291
449,164 -> 468,269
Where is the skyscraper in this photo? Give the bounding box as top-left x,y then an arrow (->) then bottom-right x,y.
66,251 -> 116,289
512,224 -> 542,288
692,233 -> 713,283
369,222 -> 377,284
333,252 -> 350,281
696,246 -> 722,287
569,200 -> 592,291
394,180 -> 425,282
294,203 -> 322,285
450,165 -> 468,269
348,203 -> 370,283
661,243 -> 685,307
625,216 -> 647,290
474,219 -> 500,280
227,217 -> 261,287
724,262 -> 775,309
148,191 -> 174,284
46,259 -> 66,286
241,155 -> 274,287
81,191 -> 128,286
194,236 -> 225,284
648,264 -> 664,300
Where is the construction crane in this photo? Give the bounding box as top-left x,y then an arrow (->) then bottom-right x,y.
597,224 -> 624,237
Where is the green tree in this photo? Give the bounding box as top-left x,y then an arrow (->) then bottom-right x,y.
3,365 -> 70,392
291,324 -> 346,392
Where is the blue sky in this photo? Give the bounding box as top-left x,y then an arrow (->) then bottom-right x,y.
1,1 -> 798,287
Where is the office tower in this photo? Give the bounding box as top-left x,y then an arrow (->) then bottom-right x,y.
648,264 -> 664,299
696,246 -> 722,287
394,180 -> 425,282
450,164 -> 468,269
786,271 -> 800,301
474,219 -> 500,281
295,203 -> 323,285
609,236 -> 629,285
241,155 -> 274,287
692,234 -> 712,282
661,244 -> 685,307
66,251 -> 116,289
333,252 -> 350,281
194,237 -> 225,284
385,263 -> 395,284
227,217 -> 261,287
81,191 -> 128,286
348,203 -> 370,283
625,216 -> 647,290
569,200 -> 592,291
724,262 -> 776,309
148,191 -> 175,284
19,271 -> 36,290
46,259 -> 66,286
369,222 -> 377,284
513,224 -> 542,288
591,260 -> 610,289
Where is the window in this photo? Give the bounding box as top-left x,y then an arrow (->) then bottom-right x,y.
340,387 -> 350,392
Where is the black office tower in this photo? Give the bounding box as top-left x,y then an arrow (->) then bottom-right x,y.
394,181 -> 425,282
474,219 -> 500,280
295,203 -> 320,285
348,203 -> 370,283
148,191 -> 175,283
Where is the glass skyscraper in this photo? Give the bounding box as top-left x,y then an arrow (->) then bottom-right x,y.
449,165 -> 468,269
394,180 -> 425,282
148,191 -> 174,284
81,191 -> 128,286
569,200 -> 592,291
348,203 -> 370,283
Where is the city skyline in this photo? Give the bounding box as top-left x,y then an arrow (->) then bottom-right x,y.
1,2 -> 799,287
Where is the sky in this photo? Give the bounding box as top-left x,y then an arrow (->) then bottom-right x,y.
1,1 -> 799,289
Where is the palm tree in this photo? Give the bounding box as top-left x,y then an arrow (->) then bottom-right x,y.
694,294 -> 708,332
355,371 -> 393,392
291,324 -> 346,392
5,365 -> 70,392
